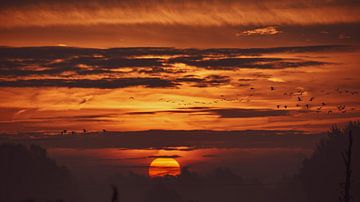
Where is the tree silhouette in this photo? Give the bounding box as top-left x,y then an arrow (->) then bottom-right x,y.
340,130 -> 353,202
0,143 -> 77,202
298,122 -> 360,202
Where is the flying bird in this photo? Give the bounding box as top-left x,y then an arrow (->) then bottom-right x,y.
337,105 -> 346,111
79,99 -> 87,104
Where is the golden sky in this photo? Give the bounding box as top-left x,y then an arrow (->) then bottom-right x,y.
0,0 -> 359,134
1,0 -> 360,181
0,46 -> 359,133
0,0 -> 359,48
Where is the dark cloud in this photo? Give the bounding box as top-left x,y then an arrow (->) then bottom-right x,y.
0,45 -> 351,88
175,75 -> 231,87
169,57 -> 327,70
147,155 -> 181,159
206,108 -> 289,118
0,78 -> 177,88
0,129 -> 322,150
127,107 -> 290,118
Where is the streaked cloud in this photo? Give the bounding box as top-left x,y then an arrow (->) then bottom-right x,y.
1,1 -> 360,28
0,129 -> 320,150
127,107 -> 290,118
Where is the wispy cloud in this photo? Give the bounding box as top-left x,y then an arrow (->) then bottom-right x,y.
127,107 -> 290,118
237,26 -> 282,36
0,1 -> 360,28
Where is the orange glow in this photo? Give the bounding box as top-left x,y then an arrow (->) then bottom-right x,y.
148,158 -> 181,178
1,1 -> 360,28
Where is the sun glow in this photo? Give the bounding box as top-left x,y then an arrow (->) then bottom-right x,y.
148,158 -> 181,178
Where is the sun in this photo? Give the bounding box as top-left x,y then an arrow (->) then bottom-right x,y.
148,158 -> 181,178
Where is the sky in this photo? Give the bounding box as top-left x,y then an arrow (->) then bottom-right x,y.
0,0 -> 360,179
0,0 -> 360,48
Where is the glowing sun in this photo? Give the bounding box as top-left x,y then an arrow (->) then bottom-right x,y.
148,158 -> 181,178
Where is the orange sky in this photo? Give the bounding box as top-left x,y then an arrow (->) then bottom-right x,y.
0,0 -> 359,133
0,0 -> 359,48
0,46 -> 359,133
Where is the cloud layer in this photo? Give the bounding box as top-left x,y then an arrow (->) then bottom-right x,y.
0,45 -> 348,89
0,129 -> 321,150
1,0 -> 360,28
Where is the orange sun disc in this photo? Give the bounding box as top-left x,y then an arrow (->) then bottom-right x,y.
148,158 -> 181,178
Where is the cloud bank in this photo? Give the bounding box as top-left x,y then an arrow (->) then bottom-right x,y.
0,0 -> 360,28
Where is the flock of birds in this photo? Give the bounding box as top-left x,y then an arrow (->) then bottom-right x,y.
60,128 -> 107,135
67,86 -> 358,135
126,86 -> 358,115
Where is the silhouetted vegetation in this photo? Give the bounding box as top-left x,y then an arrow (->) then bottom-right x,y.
1,122 -> 359,202
340,129 -> 353,202
0,143 -> 78,202
274,122 -> 360,202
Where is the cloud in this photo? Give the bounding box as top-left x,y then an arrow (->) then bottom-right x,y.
0,45 -> 350,88
0,129 -> 322,150
127,107 -> 290,118
237,26 -> 282,36
169,57 -> 327,70
0,78 -> 177,88
206,108 -> 289,118
175,75 -> 231,87
147,155 -> 181,159
0,0 -> 360,28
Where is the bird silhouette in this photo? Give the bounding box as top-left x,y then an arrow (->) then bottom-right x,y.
337,105 -> 346,111
79,99 -> 87,104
